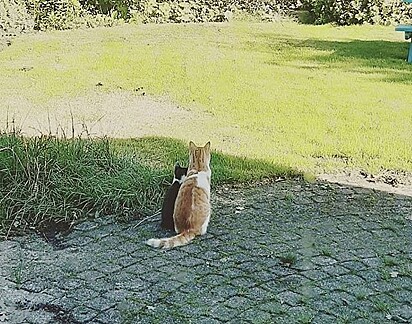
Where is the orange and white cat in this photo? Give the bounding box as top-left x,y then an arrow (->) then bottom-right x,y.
146,141 -> 211,249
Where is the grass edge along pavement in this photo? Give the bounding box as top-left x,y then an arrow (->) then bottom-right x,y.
0,134 -> 298,239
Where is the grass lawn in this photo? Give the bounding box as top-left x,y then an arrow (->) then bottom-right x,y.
1,21 -> 411,236
1,21 -> 411,175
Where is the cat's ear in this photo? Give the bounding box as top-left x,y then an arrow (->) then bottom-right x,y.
175,162 -> 180,168
189,141 -> 196,150
204,141 -> 211,150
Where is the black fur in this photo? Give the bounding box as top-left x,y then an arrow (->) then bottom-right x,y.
160,163 -> 188,230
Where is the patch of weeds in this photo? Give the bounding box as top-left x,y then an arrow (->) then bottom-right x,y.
298,295 -> 310,306
279,253 -> 297,267
382,256 -> 398,267
12,258 -> 24,289
320,248 -> 332,257
297,313 -> 314,324
399,263 -> 412,277
381,223 -> 398,233
285,192 -> 294,203
358,309 -> 372,319
373,300 -> 391,313
380,269 -> 391,280
337,314 -> 352,324
65,270 -> 77,279
236,287 -> 248,296
355,290 -> 368,301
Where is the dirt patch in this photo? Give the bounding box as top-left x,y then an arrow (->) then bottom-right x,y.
36,220 -> 72,250
2,89 -> 246,152
318,170 -> 412,197
2,90 -> 215,139
16,302 -> 79,324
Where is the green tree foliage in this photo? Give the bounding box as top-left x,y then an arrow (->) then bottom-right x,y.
24,0 -> 119,30
0,0 -> 34,35
24,0 -> 85,30
301,0 -> 412,25
79,0 -> 287,22
4,0 -> 412,32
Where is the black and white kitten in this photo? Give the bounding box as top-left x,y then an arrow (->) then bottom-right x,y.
161,163 -> 188,231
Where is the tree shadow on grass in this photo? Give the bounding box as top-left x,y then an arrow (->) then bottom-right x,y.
245,34 -> 412,84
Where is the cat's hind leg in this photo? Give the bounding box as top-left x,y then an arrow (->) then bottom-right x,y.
200,214 -> 210,235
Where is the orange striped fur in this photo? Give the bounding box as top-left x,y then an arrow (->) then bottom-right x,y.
146,141 -> 211,249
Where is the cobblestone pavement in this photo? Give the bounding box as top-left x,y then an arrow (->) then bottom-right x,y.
1,179 -> 411,323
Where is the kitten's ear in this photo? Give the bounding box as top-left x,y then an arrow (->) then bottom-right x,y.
189,141 -> 196,150
175,162 -> 180,168
204,141 -> 211,150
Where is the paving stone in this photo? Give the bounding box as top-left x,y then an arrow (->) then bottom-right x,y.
312,312 -> 337,324
277,290 -> 303,307
209,284 -> 238,301
93,307 -> 123,323
0,179 -> 411,323
240,308 -> 272,323
257,299 -> 289,315
311,256 -> 338,266
391,304 -> 412,320
72,305 -> 99,322
230,276 -> 256,289
210,304 -> 238,321
196,316 -> 221,324
87,296 -> 117,312
302,269 -> 329,281
75,269 -> 105,282
223,295 -> 252,309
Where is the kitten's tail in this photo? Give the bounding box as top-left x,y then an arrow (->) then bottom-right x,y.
146,230 -> 196,249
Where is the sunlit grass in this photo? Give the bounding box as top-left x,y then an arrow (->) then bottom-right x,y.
1,22 -> 411,175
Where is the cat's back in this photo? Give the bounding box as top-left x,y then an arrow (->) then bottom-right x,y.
163,182 -> 180,209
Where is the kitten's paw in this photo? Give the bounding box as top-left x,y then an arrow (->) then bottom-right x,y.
146,238 -> 161,248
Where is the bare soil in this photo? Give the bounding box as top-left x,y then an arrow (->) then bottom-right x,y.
2,90 -> 213,138
319,171 -> 412,198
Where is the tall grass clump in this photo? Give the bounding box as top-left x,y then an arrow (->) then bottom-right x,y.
0,133 -> 167,238
0,134 -> 295,238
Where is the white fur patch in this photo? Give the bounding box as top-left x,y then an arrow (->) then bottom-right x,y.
172,175 -> 186,184
146,238 -> 161,247
197,171 -> 210,192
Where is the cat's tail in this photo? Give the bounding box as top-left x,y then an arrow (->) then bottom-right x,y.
146,230 -> 196,249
